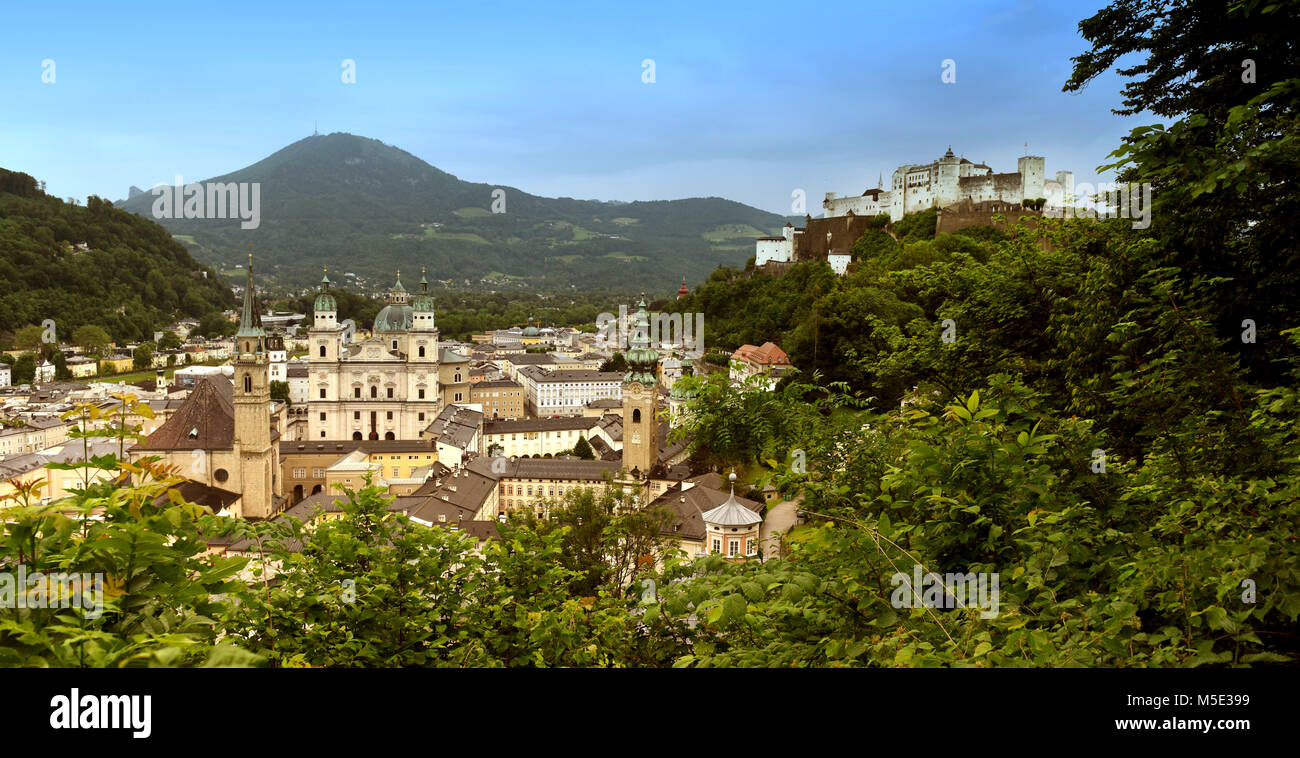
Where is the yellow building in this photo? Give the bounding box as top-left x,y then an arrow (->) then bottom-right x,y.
99,355 -> 133,375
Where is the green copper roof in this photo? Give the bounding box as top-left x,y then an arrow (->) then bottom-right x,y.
374,304 -> 413,332
236,259 -> 266,339
623,296 -> 659,385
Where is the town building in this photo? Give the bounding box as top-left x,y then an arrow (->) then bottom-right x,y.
730,342 -> 793,390
469,379 -> 525,420
517,366 -> 623,417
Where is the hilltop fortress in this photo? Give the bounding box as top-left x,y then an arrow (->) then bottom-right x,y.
756,147 -> 1073,271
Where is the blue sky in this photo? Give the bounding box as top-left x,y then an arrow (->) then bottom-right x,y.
0,0 -> 1147,215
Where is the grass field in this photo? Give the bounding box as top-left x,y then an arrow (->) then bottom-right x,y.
423,227 -> 490,244
701,224 -> 767,242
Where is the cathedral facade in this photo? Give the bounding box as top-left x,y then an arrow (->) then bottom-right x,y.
306,271 -> 443,440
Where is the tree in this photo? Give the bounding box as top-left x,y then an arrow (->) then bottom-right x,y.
572,435 -> 595,460
270,380 -> 289,402
72,324 -> 111,356
13,325 -> 44,352
504,485 -> 675,597
133,343 -> 153,370
599,353 -> 628,373
0,440 -> 260,667
158,331 -> 182,350
53,350 -> 69,380
12,354 -> 35,384
1064,0 -> 1300,383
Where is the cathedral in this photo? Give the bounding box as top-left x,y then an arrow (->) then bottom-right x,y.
305,270 -> 443,440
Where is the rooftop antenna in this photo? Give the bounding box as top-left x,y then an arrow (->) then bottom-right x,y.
314,121 -> 319,136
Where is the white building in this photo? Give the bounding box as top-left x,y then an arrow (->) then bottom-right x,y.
0,364 -> 10,388
822,147 -> 1073,222
34,360 -> 54,384
268,346 -> 287,383
755,224 -> 797,266
517,366 -> 623,417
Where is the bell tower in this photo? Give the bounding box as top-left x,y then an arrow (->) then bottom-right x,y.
232,255 -> 277,518
621,295 -> 660,478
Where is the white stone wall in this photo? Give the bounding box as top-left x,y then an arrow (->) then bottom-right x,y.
828,254 -> 851,276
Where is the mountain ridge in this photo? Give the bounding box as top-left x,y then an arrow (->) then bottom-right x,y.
115,133 -> 792,292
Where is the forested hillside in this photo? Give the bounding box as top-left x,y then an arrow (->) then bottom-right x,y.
114,132 -> 794,291
0,169 -> 235,345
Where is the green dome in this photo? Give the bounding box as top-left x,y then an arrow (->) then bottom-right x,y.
315,292 -> 337,312
412,294 -> 435,312
522,326 -> 540,337
374,304 -> 413,332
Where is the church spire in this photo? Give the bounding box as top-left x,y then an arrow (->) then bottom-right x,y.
237,253 -> 266,341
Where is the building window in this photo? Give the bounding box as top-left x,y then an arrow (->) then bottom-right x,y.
320,431 -> 326,438
319,345 -> 326,357
418,346 -> 426,357
712,538 -> 720,554
312,469 -> 325,478
633,408 -> 641,423
418,389 -> 425,399
454,392 -> 462,402
371,386 -> 377,399
729,540 -> 740,557
319,389 -> 326,399
387,388 -> 394,399
354,411 -> 360,420
354,387 -> 361,398
454,373 -> 461,382
747,538 -> 756,555
386,411 -> 393,420
418,413 -> 425,421
293,468 -> 306,479
243,375 -> 252,393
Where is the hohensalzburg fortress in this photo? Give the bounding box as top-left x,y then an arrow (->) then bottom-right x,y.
822,147 -> 1072,222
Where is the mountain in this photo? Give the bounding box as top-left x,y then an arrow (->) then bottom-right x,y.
0,168 -> 235,345
115,133 -> 793,293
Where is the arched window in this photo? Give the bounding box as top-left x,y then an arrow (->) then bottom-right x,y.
385,432 -> 395,440
370,386 -> 377,398
243,375 -> 252,393
632,408 -> 641,423
319,344 -> 326,357
352,432 -> 362,440
418,346 -> 426,357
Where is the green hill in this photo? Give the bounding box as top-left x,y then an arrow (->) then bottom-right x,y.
114,132 -> 793,292
0,168 -> 235,345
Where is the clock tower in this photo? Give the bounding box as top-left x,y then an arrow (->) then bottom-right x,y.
621,296 -> 660,478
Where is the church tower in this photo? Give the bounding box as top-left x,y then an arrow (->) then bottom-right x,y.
233,255 -> 276,518
621,296 -> 660,478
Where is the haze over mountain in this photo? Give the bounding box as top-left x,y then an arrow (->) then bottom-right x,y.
115,133 -> 795,293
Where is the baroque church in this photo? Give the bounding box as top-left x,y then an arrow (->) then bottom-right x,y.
306,270 -> 444,440
132,257 -> 282,519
